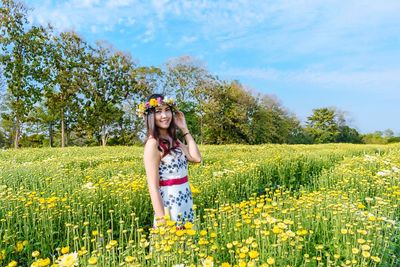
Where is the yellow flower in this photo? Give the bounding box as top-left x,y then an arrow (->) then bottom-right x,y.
15,242 -> 24,252
352,248 -> 359,254
202,257 -> 213,267
57,252 -> 78,267
221,263 -> 231,267
32,251 -> 40,258
125,256 -> 134,263
267,257 -> 275,265
240,246 -> 249,253
91,230 -> 98,236
357,238 -> 366,244
165,220 -> 175,227
361,244 -> 371,251
61,246 -> 70,254
371,256 -> 381,263
190,184 -> 201,194
187,229 -> 196,236
109,240 -> 118,247
272,226 -> 282,234
249,250 -> 259,259
176,230 -> 185,237
296,229 -> 308,236
362,251 -> 370,258
184,222 -> 194,229
88,257 -> 97,265
38,258 -> 51,267
7,261 -> 18,267
149,98 -> 158,107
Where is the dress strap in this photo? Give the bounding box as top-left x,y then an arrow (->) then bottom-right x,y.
159,139 -> 180,159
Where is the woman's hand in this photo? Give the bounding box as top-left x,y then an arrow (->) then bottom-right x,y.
174,109 -> 188,131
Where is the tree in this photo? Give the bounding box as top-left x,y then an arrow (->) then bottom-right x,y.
362,131 -> 387,144
0,0 -> 46,148
305,107 -> 340,143
163,56 -> 217,143
42,31 -> 88,147
336,125 -> 363,143
202,81 -> 256,144
383,129 -> 394,138
83,42 -> 137,146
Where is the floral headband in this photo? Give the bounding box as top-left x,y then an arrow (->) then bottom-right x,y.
136,96 -> 176,116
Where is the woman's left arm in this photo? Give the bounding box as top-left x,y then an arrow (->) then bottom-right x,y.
175,110 -> 202,163
180,130 -> 202,163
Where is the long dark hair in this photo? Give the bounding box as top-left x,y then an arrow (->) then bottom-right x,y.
143,94 -> 178,151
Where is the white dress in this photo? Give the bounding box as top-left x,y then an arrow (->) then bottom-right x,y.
153,140 -> 195,227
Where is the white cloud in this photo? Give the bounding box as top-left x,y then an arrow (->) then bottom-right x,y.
68,0 -> 101,8
222,67 -> 400,93
105,0 -> 135,8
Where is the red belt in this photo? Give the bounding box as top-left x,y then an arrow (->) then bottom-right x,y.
159,176 -> 188,186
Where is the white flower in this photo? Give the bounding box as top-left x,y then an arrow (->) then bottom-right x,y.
376,170 -> 391,176
202,258 -> 214,267
392,166 -> 399,173
58,252 -> 78,267
82,182 -> 96,190
365,197 -> 374,203
363,155 -> 377,162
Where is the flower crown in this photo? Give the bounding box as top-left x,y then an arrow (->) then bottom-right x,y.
136,96 -> 176,116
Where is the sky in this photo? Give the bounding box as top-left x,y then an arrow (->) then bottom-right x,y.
25,0 -> 400,134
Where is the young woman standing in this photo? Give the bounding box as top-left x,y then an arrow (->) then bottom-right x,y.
138,94 -> 202,229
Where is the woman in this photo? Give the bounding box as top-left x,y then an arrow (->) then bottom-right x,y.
138,94 -> 202,229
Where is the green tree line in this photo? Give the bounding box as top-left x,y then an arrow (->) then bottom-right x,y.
0,0 -> 398,148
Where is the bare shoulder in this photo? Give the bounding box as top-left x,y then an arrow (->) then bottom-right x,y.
144,137 -> 159,154
145,136 -> 158,147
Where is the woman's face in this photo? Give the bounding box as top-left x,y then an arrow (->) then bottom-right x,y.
154,104 -> 172,130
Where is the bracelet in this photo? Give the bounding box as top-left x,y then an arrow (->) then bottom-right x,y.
183,132 -> 190,137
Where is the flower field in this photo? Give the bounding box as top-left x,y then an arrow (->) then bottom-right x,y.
0,144 -> 399,266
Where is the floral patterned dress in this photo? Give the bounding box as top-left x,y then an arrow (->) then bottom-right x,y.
153,139 -> 195,228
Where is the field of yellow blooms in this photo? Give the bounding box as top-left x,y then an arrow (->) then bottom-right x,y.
0,143 -> 399,266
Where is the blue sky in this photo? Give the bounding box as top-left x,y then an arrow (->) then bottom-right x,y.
26,0 -> 400,134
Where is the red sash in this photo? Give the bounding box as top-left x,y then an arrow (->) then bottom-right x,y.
159,176 -> 188,186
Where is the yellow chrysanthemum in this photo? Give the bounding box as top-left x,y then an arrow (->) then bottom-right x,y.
88,257 -> 97,265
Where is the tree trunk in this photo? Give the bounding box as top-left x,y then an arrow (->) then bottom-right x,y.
61,107 -> 65,148
14,117 -> 20,149
200,114 -> 203,145
49,122 -> 53,147
101,125 -> 107,146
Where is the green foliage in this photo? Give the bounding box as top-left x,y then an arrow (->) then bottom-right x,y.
0,1 -> 396,148
336,125 -> 363,143
202,81 -> 255,144
361,131 -> 395,144
82,42 -> 138,146
0,0 -> 46,148
305,108 -> 340,143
